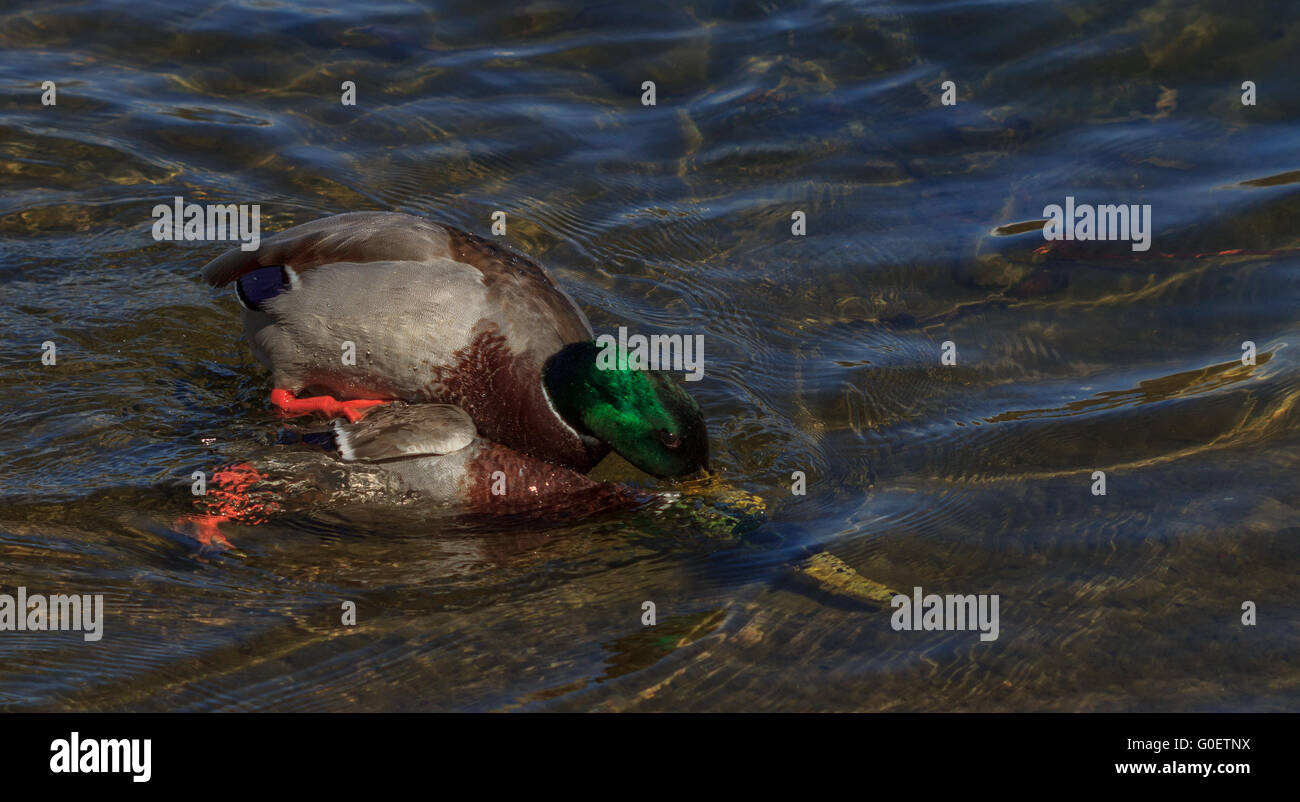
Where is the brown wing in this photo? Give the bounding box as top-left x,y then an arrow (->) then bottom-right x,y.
442,224 -> 594,348
201,211 -> 452,287
201,211 -> 592,346
333,404 -> 477,462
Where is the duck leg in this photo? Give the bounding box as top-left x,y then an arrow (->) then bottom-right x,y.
270,388 -> 389,422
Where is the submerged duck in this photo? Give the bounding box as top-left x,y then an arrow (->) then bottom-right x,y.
201,211 -> 707,479
185,402 -> 657,551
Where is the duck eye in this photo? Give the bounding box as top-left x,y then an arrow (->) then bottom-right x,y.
659,429 -> 682,449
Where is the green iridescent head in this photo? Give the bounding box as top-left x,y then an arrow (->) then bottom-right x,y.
543,341 -> 708,478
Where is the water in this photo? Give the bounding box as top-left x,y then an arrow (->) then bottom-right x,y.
1,0 -> 1297,711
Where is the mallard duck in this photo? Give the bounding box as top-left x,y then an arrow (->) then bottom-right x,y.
201,211 -> 708,479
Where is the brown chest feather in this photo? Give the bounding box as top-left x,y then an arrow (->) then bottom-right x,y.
428,329 -> 607,473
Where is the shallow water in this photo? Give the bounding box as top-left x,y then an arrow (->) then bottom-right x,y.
1,0 -> 1298,711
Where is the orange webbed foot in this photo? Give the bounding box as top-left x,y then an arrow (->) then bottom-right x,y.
270,388 -> 389,422
172,514 -> 236,555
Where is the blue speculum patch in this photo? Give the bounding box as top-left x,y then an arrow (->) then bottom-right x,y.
236,265 -> 288,310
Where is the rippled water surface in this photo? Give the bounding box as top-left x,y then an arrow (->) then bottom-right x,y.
2,0 -> 1298,711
